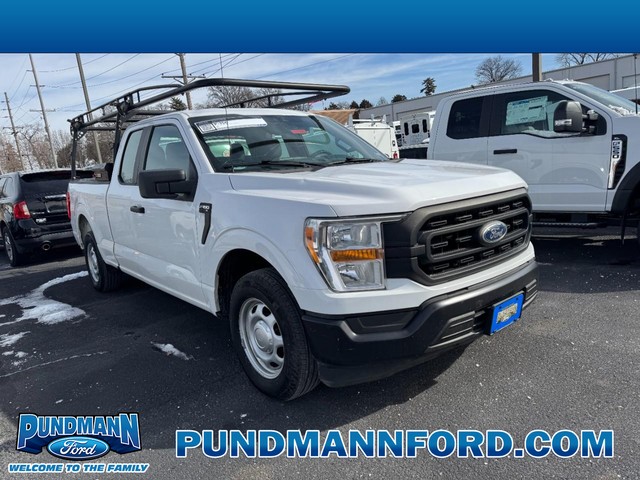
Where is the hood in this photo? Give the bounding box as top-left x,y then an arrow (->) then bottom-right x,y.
228,159 -> 527,217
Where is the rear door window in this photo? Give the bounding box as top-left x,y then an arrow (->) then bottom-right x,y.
119,129 -> 144,185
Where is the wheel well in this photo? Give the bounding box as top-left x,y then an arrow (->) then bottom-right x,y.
216,249 -> 272,321
78,215 -> 91,241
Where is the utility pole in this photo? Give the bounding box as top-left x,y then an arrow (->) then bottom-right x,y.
532,53 -> 542,82
2,91 -> 25,170
179,54 -> 192,109
162,54 -> 205,110
76,53 -> 103,163
29,53 -> 58,168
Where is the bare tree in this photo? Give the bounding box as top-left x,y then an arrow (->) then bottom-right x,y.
204,86 -> 284,108
376,97 -> 388,106
475,56 -> 523,84
0,134 -> 22,173
20,125 -> 54,170
556,53 -> 619,67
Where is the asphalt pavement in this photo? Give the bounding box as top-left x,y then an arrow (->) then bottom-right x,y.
0,232 -> 638,479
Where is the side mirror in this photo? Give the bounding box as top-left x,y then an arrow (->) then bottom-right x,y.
553,100 -> 583,133
138,169 -> 196,199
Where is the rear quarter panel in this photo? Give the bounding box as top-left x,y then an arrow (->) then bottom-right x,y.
69,181 -> 116,266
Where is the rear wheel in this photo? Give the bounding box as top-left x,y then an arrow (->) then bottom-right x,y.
84,232 -> 123,292
230,268 -> 319,400
2,227 -> 24,267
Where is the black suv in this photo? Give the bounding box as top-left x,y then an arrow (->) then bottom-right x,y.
0,169 -> 88,266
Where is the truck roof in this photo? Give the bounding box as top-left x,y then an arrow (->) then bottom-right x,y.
447,79 -> 590,98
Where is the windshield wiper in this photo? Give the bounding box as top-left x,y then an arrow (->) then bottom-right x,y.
220,160 -> 323,171
328,157 -> 385,166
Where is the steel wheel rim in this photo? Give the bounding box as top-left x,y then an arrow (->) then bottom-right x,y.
238,297 -> 284,379
87,243 -> 100,284
4,232 -> 13,262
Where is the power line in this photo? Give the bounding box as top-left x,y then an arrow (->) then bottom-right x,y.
48,54 -> 141,88
40,53 -> 109,73
256,54 -> 355,79
180,53 -> 237,75
8,70 -> 29,102
16,88 -> 36,111
201,53 -> 261,77
48,54 -> 176,90
6,55 -> 28,98
85,55 -> 174,88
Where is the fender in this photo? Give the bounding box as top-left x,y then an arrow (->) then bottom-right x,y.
204,227 -> 326,312
611,161 -> 640,213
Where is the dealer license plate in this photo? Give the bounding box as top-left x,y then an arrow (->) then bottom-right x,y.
489,293 -> 524,334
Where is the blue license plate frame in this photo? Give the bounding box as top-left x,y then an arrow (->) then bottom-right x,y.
489,293 -> 524,334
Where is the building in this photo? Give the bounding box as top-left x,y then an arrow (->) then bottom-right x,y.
360,54 -> 640,122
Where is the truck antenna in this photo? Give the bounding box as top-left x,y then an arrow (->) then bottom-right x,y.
634,53 -> 638,115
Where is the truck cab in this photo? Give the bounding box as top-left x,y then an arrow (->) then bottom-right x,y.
428,80 -> 640,234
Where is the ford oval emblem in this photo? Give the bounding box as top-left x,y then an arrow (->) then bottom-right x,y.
47,436 -> 110,460
479,221 -> 508,245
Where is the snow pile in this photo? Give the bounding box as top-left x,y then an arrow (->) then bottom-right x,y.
151,342 -> 193,361
0,272 -> 88,326
0,332 -> 29,347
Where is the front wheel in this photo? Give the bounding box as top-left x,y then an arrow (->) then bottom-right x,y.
229,268 -> 319,400
84,232 -> 123,292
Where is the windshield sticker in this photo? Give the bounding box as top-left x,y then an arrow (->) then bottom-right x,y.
505,96 -> 548,125
195,118 -> 267,133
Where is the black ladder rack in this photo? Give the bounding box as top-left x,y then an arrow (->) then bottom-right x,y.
68,78 -> 350,177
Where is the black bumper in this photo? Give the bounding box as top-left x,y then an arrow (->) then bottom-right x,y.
302,259 -> 538,387
12,223 -> 76,253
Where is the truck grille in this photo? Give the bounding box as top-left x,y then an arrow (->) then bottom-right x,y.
384,189 -> 532,286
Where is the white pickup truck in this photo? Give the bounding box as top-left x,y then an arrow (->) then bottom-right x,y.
67,79 -> 538,400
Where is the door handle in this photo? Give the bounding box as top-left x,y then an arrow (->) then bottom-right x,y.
199,203 -> 212,245
493,149 -> 518,155
130,205 -> 145,214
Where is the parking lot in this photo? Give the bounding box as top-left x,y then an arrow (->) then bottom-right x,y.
0,231 -> 639,479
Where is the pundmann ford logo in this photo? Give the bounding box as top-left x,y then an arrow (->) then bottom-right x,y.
16,413 -> 141,460
478,220 -> 508,246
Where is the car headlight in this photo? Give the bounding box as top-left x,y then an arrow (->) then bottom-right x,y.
304,216 -> 401,292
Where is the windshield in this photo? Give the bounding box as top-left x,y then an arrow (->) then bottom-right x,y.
190,113 -> 389,172
564,82 -> 639,115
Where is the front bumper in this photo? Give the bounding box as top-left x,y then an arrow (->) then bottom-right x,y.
302,259 -> 538,387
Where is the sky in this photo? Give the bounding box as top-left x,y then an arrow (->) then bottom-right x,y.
0,53 -> 563,135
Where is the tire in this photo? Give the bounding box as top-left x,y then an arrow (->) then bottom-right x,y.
2,227 -> 24,267
84,232 -> 123,292
229,268 -> 319,400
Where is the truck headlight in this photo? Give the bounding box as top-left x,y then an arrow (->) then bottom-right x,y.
304,217 -> 400,292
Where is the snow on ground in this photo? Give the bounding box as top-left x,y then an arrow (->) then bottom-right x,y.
14,351 -> 27,358
0,272 -> 88,326
0,331 -> 29,347
151,342 -> 193,361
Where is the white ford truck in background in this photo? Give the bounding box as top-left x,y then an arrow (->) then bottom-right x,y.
67,79 -> 538,400
427,79 -> 640,242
